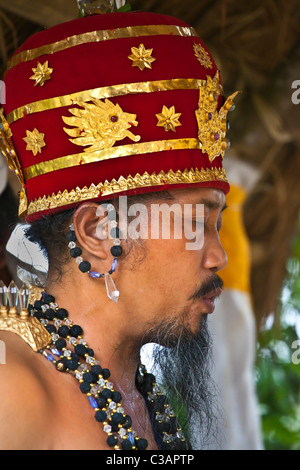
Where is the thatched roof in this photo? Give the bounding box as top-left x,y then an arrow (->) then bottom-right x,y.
0,0 -> 299,325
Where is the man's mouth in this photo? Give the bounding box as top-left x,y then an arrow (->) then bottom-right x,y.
201,287 -> 223,313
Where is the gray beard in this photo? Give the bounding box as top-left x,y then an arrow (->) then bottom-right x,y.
141,314 -> 222,449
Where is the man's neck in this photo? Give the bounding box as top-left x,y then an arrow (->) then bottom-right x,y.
46,271 -> 142,392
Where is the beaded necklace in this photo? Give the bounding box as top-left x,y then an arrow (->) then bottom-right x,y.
31,292 -> 189,450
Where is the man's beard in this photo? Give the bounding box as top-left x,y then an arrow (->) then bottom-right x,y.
141,313 -> 221,449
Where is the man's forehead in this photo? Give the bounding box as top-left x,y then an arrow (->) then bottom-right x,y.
170,187 -> 226,210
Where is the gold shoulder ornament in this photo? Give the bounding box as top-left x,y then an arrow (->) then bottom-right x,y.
0,281 -> 51,352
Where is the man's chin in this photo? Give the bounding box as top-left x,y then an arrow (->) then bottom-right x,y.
142,312 -> 208,349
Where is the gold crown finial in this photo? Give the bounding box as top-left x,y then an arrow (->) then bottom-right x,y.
77,0 -> 128,15
195,72 -> 239,162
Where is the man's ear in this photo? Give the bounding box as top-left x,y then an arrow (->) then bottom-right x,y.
73,202 -> 110,261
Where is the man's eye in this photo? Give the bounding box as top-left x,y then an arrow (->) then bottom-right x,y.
192,219 -> 205,230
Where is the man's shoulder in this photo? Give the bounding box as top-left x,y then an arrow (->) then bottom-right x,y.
0,331 -> 49,449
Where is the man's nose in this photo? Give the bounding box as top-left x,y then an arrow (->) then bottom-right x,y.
202,235 -> 228,273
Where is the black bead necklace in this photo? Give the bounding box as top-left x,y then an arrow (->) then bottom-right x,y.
30,292 -> 189,450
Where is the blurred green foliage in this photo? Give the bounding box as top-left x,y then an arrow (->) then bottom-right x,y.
255,222 -> 300,450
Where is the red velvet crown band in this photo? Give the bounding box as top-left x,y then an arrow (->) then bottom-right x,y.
0,11 -> 238,221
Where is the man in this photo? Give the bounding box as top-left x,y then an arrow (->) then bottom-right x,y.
0,2 -> 238,450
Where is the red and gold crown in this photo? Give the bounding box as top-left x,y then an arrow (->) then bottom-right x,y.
0,6 -> 238,222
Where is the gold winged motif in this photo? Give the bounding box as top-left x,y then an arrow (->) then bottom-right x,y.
62,98 -> 141,152
195,71 -> 239,162
0,108 -> 28,216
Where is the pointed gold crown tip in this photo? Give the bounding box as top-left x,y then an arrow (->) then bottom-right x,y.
77,0 -> 128,16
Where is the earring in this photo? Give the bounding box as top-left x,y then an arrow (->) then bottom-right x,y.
66,204 -> 122,303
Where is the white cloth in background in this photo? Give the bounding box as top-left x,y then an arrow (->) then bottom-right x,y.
206,290 -> 263,449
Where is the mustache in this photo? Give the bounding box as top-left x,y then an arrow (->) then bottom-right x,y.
190,274 -> 224,300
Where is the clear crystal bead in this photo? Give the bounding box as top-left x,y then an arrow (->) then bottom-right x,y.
68,242 -> 76,249
118,428 -> 127,438
76,257 -> 83,264
40,319 -> 48,326
54,319 -> 62,327
109,401 -> 116,410
41,304 -> 49,312
49,302 -> 58,309
155,413 -> 164,421
76,372 -> 83,380
78,363 -> 88,372
64,350 -> 72,357
113,238 -> 121,245
7,281 -> 18,308
103,424 -> 112,434
18,284 -> 30,309
52,334 -> 59,341
90,384 -> 100,395
98,378 -> 106,387
104,274 -> 119,303
69,337 -> 77,345
86,356 -> 95,364
106,381 -> 113,389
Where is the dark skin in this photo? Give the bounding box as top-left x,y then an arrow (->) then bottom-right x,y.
0,187 -> 227,450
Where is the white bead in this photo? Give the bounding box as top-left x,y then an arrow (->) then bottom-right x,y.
104,424 -> 112,434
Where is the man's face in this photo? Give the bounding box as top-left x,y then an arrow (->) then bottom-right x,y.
117,187 -> 227,341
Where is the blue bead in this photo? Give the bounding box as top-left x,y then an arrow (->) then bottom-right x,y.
111,259 -> 118,273
127,432 -> 135,446
44,351 -> 55,362
51,348 -> 61,357
89,271 -> 101,279
88,396 -> 99,409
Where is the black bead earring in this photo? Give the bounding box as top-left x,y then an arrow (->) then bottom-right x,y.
66,204 -> 123,303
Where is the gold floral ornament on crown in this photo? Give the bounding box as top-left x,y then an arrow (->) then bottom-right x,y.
128,44 -> 156,71
0,108 -> 28,217
30,61 -> 53,87
62,97 -> 141,152
193,43 -> 213,69
195,71 -> 239,162
156,105 -> 182,132
23,128 -> 46,156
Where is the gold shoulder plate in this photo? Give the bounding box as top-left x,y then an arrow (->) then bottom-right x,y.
0,306 -> 52,352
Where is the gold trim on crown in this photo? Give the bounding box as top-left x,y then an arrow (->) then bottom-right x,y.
27,167 -> 228,215
24,139 -> 201,180
6,24 -> 198,72
7,78 -> 207,124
